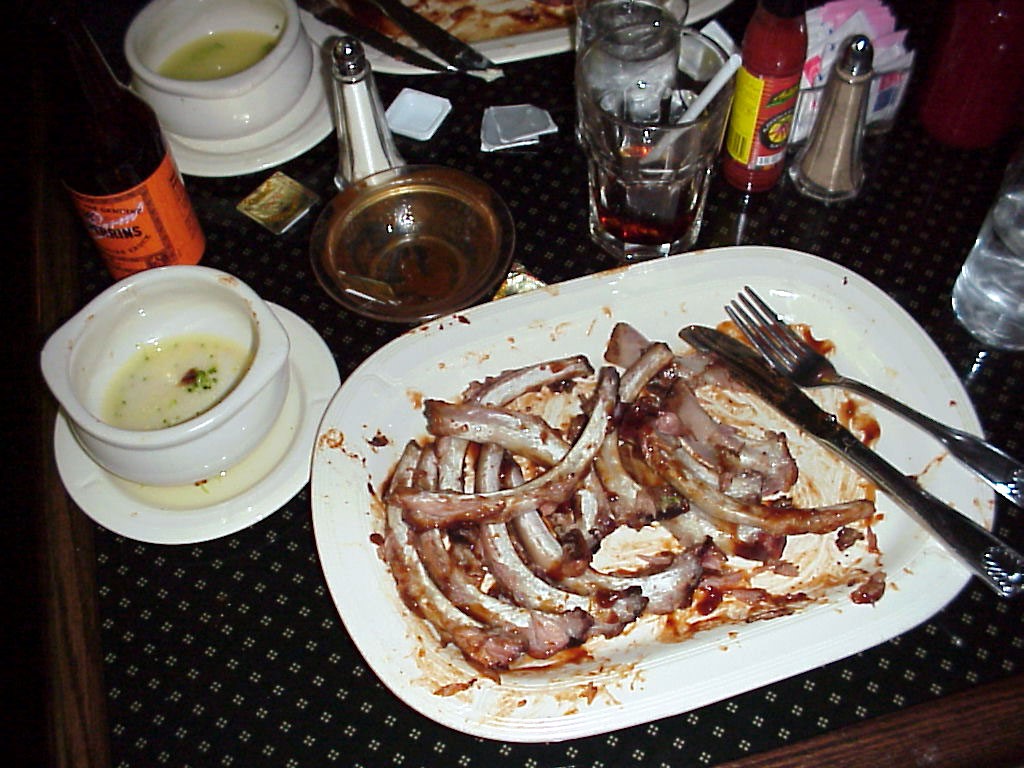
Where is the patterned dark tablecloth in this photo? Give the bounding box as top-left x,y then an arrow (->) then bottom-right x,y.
73,0 -> 1024,765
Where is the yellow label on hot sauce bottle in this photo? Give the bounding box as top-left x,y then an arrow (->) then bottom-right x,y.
725,66 -> 801,169
69,152 -> 205,279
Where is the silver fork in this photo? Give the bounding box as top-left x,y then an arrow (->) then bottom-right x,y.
727,286 -> 1024,510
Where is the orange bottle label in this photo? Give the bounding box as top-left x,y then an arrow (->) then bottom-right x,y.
69,153 -> 205,280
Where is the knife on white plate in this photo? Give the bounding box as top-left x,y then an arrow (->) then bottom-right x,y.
353,0 -> 500,73
303,0 -> 457,72
679,324 -> 1024,599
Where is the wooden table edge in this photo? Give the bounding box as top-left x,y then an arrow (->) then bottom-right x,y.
30,37 -> 111,767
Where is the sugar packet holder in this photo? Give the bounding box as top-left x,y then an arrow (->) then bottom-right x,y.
793,0 -> 914,143
792,59 -> 914,144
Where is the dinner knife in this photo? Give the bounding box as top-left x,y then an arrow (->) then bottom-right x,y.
354,0 -> 499,72
679,324 -> 1024,599
303,0 -> 456,72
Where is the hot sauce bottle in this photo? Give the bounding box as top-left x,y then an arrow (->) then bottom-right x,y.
51,13 -> 205,280
722,0 -> 807,193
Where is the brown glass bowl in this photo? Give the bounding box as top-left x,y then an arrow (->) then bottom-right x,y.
310,165 -> 515,323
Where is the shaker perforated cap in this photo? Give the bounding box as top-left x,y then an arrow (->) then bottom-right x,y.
838,35 -> 874,78
332,36 -> 367,80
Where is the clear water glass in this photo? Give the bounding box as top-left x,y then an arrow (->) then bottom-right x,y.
952,144 -> 1024,350
574,0 -> 689,52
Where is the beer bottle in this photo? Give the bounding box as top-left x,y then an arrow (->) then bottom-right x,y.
50,12 -> 205,279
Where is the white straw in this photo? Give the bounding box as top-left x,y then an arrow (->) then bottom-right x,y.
680,53 -> 742,123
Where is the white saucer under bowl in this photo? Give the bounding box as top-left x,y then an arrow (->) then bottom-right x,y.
53,304 -> 339,545
166,11 -> 336,178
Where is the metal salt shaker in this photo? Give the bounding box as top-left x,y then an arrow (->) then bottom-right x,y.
789,35 -> 874,202
329,37 -> 404,190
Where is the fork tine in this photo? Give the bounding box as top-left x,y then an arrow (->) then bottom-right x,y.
733,294 -> 796,365
725,300 -> 793,372
739,287 -> 807,365
735,292 -> 796,363
725,302 -> 768,352
724,303 -> 761,348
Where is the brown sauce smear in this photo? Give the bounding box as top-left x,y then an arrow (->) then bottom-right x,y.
838,398 -> 881,448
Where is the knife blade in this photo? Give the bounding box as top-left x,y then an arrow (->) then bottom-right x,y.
679,324 -> 1024,599
355,0 -> 499,72
304,1 -> 456,72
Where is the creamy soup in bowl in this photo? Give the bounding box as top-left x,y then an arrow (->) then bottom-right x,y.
102,332 -> 252,430
41,266 -> 291,486
158,30 -> 280,81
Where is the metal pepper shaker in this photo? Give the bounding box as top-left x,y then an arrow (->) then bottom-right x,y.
789,34 -> 874,202
329,37 -> 404,190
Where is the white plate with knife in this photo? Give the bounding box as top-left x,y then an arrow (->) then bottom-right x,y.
311,245 -> 992,742
357,0 -> 735,74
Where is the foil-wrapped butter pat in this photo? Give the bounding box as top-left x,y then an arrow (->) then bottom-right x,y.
493,261 -> 546,299
237,172 -> 320,235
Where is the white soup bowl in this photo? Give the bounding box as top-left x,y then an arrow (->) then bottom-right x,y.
41,266 -> 291,486
124,0 -> 314,141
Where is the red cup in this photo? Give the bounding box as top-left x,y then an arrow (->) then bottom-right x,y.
919,0 -> 1024,149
